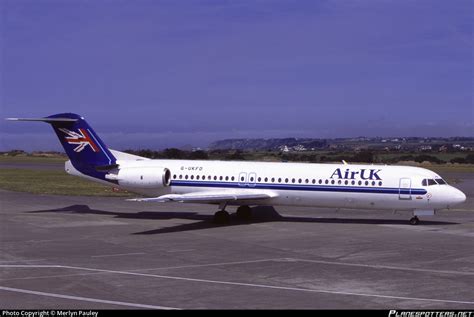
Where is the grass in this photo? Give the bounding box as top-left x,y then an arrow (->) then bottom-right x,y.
0,155 -> 67,164
0,168 -> 133,197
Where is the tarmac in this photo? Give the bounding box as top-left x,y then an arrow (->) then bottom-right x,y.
0,165 -> 473,309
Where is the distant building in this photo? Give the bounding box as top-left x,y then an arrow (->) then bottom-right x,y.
293,145 -> 307,151
279,145 -> 290,152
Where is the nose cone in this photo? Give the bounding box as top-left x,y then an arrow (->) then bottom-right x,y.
450,187 -> 466,206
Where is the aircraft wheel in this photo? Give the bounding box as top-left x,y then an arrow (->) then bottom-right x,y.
213,210 -> 230,224
409,216 -> 420,226
236,205 -> 252,220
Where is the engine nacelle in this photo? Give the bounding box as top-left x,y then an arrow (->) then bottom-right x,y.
107,167 -> 171,188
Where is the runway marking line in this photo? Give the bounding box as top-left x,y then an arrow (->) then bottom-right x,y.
91,252 -> 145,258
1,263 -> 473,305
0,259 -> 46,264
285,258 -> 474,276
0,286 -> 179,310
166,249 -> 195,253
0,259 -> 285,282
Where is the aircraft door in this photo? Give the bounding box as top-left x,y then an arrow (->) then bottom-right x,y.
399,178 -> 412,200
238,172 -> 247,187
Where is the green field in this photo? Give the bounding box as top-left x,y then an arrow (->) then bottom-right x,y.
0,155 -> 67,163
0,168 -> 133,197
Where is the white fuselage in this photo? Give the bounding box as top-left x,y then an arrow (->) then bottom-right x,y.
68,159 -> 466,212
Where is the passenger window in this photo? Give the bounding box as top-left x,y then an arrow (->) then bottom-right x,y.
331,180 -> 335,185
345,180 -> 348,185
325,180 -> 328,184
298,179 -> 302,183
365,181 -> 369,185
371,181 -> 375,186
277,178 -> 281,182
250,177 -> 254,182
264,177 -> 268,182
219,176 -> 223,181
231,176 -> 235,181
185,175 -> 189,179
358,180 -> 362,185
285,178 -> 289,183
179,175 -> 182,179
319,179 -> 322,184
258,177 -> 261,182
225,176 -> 229,181
214,176 -> 218,180
379,181 -> 382,186
196,175 -> 200,180
272,178 -> 275,182
191,175 -> 194,180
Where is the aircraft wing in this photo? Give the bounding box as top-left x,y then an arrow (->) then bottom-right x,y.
127,190 -> 277,203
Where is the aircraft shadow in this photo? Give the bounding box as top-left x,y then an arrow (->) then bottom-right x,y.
28,205 -> 458,235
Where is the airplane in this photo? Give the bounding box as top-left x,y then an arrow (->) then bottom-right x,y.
7,113 -> 466,225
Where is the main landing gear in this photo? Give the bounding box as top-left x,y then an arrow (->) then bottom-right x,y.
409,216 -> 420,226
236,205 -> 252,220
213,204 -> 252,224
213,202 -> 230,224
213,210 -> 230,224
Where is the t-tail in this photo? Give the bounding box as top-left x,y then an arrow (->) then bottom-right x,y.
7,113 -> 117,181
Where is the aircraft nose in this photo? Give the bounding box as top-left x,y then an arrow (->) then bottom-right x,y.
450,187 -> 466,206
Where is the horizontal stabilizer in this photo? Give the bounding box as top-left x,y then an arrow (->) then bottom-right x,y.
6,117 -> 78,123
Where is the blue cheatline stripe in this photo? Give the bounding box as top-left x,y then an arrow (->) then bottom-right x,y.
169,180 -> 427,195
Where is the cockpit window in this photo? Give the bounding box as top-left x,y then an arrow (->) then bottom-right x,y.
422,179 -> 438,186
435,178 -> 447,185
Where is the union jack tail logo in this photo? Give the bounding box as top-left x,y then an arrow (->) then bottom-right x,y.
59,128 -> 100,153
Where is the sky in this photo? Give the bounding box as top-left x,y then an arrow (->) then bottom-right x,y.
0,0 -> 472,151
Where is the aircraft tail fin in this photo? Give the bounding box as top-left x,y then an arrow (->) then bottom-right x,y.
7,113 -> 117,179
